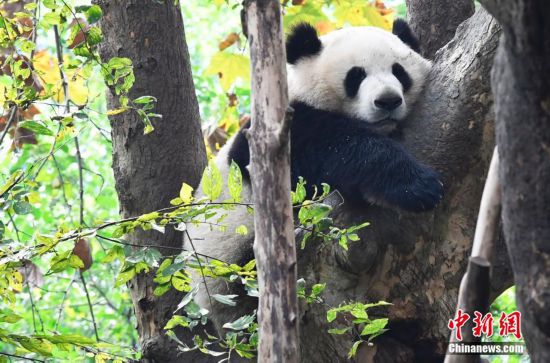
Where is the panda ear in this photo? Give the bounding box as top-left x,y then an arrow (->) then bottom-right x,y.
286,23 -> 322,65
392,19 -> 421,53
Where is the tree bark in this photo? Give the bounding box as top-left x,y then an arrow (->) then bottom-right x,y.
244,1 -> 299,362
296,8 -> 513,363
478,1 -> 550,361
445,148 -> 500,363
406,0 -> 475,59
95,1 -> 207,361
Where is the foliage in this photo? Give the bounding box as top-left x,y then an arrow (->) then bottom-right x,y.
0,0 -> 519,361
327,301 -> 391,358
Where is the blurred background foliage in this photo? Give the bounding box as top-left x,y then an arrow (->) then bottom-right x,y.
0,0 -> 518,361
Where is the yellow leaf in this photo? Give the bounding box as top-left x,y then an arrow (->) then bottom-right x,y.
334,2 -> 367,26
27,191 -> 40,204
364,5 -> 391,30
9,271 -> 23,292
106,107 -> 129,115
219,32 -> 240,51
32,50 -> 89,105
56,125 -> 77,142
218,106 -> 240,135
205,52 -> 250,91
334,1 -> 391,29
179,183 -> 194,204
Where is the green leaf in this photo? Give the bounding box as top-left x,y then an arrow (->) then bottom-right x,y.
175,285 -> 199,313
85,5 -> 103,24
115,266 -> 136,287
171,271 -> 191,292
43,0 -> 57,9
292,177 -> 307,204
107,57 -> 132,69
37,333 -> 96,345
348,340 -> 363,359
164,315 -> 189,330
43,11 -> 61,25
161,261 -> 185,277
13,336 -> 54,357
0,308 -> 22,324
223,314 -> 255,331
339,235 -> 348,251
133,95 -> 156,105
311,283 -> 326,297
13,201 -> 32,215
298,202 -> 331,225
350,306 -> 368,320
212,294 -> 238,306
102,245 -> 124,263
18,120 -> 53,136
360,318 -> 388,336
228,161 -> 243,202
153,283 -> 171,296
327,309 -> 337,323
328,327 -> 351,335
86,27 -> 103,46
201,161 -> 223,201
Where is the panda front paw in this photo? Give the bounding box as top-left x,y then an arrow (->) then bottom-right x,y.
387,167 -> 444,212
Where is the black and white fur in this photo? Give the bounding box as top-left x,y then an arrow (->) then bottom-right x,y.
185,19 -> 443,327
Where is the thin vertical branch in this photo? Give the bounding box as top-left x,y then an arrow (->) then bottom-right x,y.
10,212 -> 44,333
80,271 -> 100,341
0,106 -> 18,146
244,0 -> 298,362
53,24 -> 97,343
74,137 -> 85,226
55,272 -> 77,330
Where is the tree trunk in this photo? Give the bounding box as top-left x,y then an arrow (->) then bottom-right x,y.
296,8 -> 513,363
478,1 -> 550,361
406,0 -> 475,59
95,1 -> 207,361
244,1 -> 299,362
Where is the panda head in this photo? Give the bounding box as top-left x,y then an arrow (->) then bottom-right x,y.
286,20 -> 431,130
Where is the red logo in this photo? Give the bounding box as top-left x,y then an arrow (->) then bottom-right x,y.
472,311 -> 494,338
448,310 -> 522,340
448,309 -> 470,341
499,311 -> 522,339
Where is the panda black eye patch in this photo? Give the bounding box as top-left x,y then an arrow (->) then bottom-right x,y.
392,63 -> 412,92
344,67 -> 367,98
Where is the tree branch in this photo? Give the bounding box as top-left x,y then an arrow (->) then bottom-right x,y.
478,1 -> 550,360
406,0 -> 474,58
245,0 -> 298,361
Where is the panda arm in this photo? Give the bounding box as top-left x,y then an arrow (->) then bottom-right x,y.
317,131 -> 443,212
288,101 -> 443,212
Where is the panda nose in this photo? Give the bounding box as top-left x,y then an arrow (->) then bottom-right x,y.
374,95 -> 403,111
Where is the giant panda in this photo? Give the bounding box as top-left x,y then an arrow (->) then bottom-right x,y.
184,19 -> 442,330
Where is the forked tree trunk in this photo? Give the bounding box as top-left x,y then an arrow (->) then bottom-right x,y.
478,1 -> 550,361
297,7 -> 513,362
244,1 -> 298,361
95,1 -> 207,361
406,0 -> 474,58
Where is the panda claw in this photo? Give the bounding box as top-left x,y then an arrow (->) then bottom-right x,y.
385,166 -> 444,212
